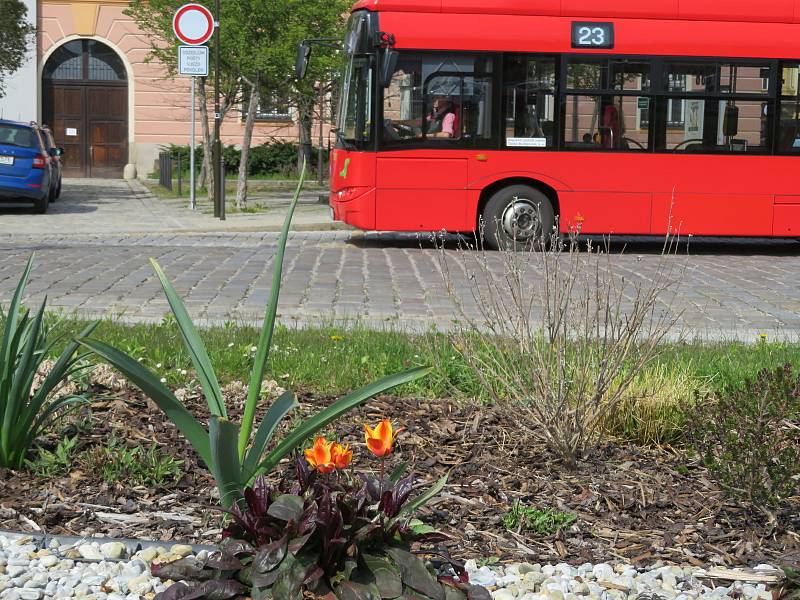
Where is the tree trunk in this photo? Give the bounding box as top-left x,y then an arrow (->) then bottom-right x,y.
198,77 -> 214,202
236,76 -> 260,210
297,92 -> 314,173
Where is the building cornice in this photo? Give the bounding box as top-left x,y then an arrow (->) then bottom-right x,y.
40,0 -> 130,4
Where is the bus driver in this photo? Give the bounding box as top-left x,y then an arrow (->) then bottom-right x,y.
426,97 -> 458,138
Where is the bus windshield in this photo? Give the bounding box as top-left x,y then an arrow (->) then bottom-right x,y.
337,14 -> 373,146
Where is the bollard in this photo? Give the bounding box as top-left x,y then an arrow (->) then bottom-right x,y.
177,153 -> 183,197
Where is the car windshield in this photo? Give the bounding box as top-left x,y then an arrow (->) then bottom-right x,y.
0,125 -> 36,148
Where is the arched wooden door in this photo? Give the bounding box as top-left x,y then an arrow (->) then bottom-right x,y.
42,40 -> 128,178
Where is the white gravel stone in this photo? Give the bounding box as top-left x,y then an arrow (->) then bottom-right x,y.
0,533 -> 785,600
170,545 -> 192,558
0,534 -> 203,600
76,546 -> 102,561
465,561 -> 783,600
99,544 -> 126,561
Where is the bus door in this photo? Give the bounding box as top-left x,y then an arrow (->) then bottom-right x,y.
650,62 -> 775,236
377,57 -> 496,232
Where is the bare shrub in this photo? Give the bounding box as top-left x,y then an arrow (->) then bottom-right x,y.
436,224 -> 686,467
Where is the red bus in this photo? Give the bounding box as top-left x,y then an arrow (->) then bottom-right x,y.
321,0 -> 800,248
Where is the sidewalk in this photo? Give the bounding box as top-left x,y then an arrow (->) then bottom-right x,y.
0,178 -> 344,236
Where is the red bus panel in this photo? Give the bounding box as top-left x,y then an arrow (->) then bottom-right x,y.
382,12 -> 800,59
651,193 -> 774,236
355,0 -> 800,23
561,0 -> 679,20
560,192 -> 652,234
678,0 -> 794,23
774,205 -> 800,235
442,0 -> 561,16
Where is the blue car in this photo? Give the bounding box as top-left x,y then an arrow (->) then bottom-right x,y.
0,120 -> 57,214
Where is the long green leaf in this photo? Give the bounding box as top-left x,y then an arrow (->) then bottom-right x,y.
253,366 -> 431,480
241,390 -> 298,481
0,254 -> 33,382
20,322 -> 99,446
209,416 -> 243,509
150,259 -> 226,418
239,161 -> 308,460
397,473 -> 448,520
79,338 -> 212,468
2,298 -> 46,459
0,255 -> 34,443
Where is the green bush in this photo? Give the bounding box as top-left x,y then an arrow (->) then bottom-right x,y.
159,141 -> 328,178
691,364 -> 800,508
248,140 -> 298,176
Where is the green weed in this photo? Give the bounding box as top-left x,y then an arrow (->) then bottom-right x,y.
29,436 -> 80,478
502,501 -> 577,535
82,437 -> 183,488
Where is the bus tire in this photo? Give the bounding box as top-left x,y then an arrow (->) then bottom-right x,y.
481,185 -> 555,250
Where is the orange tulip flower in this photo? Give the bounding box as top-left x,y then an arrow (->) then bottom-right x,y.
331,443 -> 353,470
304,436 -> 336,474
364,419 -> 397,458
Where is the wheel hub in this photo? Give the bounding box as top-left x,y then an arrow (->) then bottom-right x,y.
501,198 -> 540,242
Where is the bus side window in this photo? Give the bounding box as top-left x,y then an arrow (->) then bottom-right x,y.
778,63 -> 800,153
503,56 -> 556,148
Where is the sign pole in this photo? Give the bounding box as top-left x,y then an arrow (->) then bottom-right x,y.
173,5 -> 213,212
212,0 -> 223,220
190,76 -> 196,210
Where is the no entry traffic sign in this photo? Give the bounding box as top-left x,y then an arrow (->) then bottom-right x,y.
173,3 -> 214,46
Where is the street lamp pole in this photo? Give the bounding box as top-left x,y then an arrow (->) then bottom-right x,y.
212,0 -> 223,219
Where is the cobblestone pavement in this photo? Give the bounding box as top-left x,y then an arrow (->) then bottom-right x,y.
1,181 -> 799,341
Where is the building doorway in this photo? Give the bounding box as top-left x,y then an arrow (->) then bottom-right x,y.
42,39 -> 128,178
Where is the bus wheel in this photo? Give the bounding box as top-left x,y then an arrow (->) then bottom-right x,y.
481,185 -> 555,250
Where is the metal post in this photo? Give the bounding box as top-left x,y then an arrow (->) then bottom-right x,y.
317,86 -> 324,185
212,0 -> 221,219
177,153 -> 183,196
190,76 -> 196,210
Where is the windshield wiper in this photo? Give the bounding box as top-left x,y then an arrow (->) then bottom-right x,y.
0,142 -> 32,149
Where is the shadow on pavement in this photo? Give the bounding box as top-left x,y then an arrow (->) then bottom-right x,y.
348,231 -> 800,256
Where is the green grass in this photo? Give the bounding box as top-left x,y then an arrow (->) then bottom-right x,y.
6,313 -> 800,451
20,315 -> 800,401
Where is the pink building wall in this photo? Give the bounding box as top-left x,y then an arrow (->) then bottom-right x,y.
38,1 -> 313,177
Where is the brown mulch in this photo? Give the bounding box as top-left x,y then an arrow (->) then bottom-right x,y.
0,380 -> 798,568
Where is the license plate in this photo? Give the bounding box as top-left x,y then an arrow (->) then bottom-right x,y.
0,156 -> 13,166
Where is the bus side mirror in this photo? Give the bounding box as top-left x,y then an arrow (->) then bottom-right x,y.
723,104 -> 739,137
379,49 -> 399,87
295,42 -> 311,80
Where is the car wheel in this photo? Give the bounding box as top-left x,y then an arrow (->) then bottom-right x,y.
481,185 -> 555,251
33,192 -> 49,214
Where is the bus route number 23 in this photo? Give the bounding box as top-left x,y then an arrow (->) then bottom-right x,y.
572,22 -> 614,49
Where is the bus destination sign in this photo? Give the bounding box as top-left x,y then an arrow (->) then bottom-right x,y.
572,22 -> 614,49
